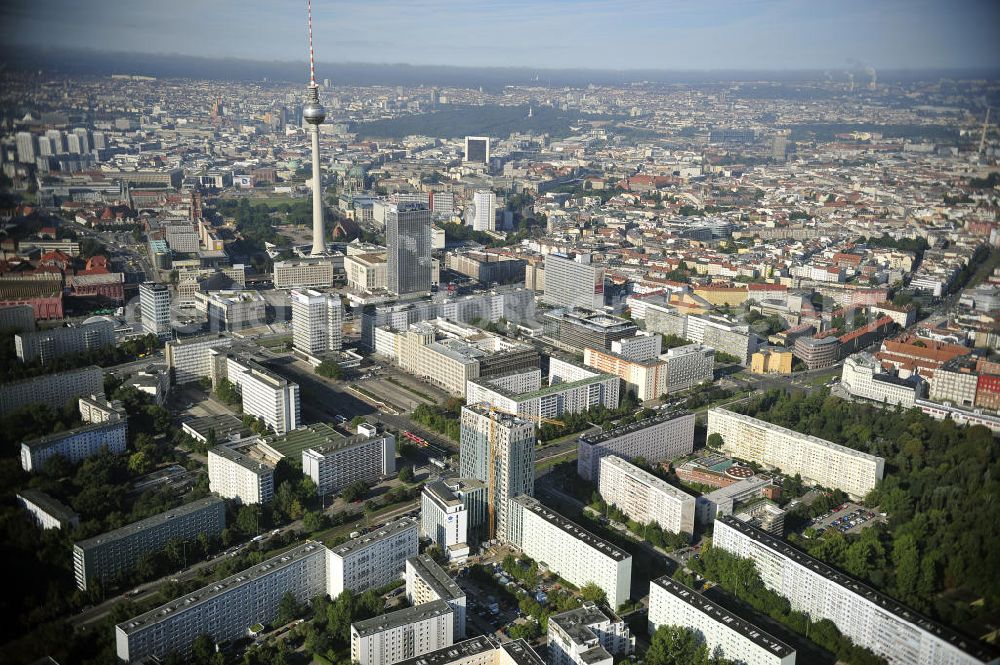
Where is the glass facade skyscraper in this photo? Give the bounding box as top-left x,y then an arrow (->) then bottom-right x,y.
386,202 -> 433,297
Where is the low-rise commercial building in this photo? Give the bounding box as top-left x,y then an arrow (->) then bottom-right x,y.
707,408 -> 884,500
598,456 -> 695,536
695,474 -> 777,524
405,554 -> 467,639
793,335 -> 840,370
208,445 -> 275,505
115,541 -> 326,663
649,576 -> 795,665
713,516 -> 998,665
751,349 -> 793,375
301,425 -> 396,496
506,495 -> 632,609
327,517 -> 420,596
17,489 -> 80,530
577,412 -> 695,482
21,418 -> 127,472
74,497 -> 226,590
547,602 -> 632,665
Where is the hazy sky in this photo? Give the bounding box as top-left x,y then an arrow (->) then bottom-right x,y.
4,0 -> 1000,71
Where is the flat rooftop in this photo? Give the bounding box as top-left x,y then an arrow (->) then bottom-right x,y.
166,333 -> 231,347
182,413 -> 252,442
117,541 -> 325,635
209,445 -> 273,476
600,456 -> 696,504
652,576 -> 794,658
394,636 -> 497,665
17,489 -> 78,522
302,429 -> 390,457
501,639 -> 547,665
549,602 -> 617,648
579,411 -> 693,447
330,517 -> 417,559
513,496 -> 629,563
352,598 -> 451,637
76,496 -> 224,551
407,554 -> 464,601
716,516 -> 999,662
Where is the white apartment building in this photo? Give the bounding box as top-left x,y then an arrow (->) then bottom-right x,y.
598,456 -> 695,536
208,445 -> 275,505
301,426 -> 396,496
394,637 -> 545,665
465,364 -> 619,421
351,599 -> 454,665
542,253 -> 605,311
841,353 -> 920,409
472,190 -> 497,231
0,365 -> 104,416
713,516 -> 997,665
577,412 -> 695,482
406,555 -> 467,639
74,497 -> 226,591
78,394 -> 126,423
695,474 -> 775,524
326,517 -> 420,596
224,355 -> 300,435
21,419 -> 128,472
165,333 -> 233,384
115,541 -> 327,663
686,315 -> 758,365
649,576 -> 795,665
17,489 -> 79,530
459,405 -> 535,539
290,288 -> 343,359
548,602 -> 632,665
15,319 -> 116,364
583,347 -> 666,401
707,408 -> 885,500
611,333 -> 661,362
505,496 -> 632,609
272,257 -> 336,290
139,281 -> 171,338
661,344 -> 715,393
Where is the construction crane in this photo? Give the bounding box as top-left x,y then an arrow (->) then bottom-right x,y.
980,108 -> 992,156
478,403 -> 563,542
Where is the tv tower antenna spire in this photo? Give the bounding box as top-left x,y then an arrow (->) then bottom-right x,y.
303,0 -> 327,255
307,0 -> 318,88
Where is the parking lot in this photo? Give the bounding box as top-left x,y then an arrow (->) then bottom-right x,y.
809,502 -> 885,536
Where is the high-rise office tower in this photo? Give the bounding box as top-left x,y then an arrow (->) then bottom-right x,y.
290,288 -> 342,357
386,202 -> 432,298
459,405 -> 535,540
139,282 -> 171,339
15,132 -> 36,164
464,136 -> 490,164
303,0 -> 327,256
543,253 -> 606,310
472,190 -> 497,232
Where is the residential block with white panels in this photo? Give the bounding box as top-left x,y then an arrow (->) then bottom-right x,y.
505,495 -> 632,609
223,354 -> 300,435
301,424 -> 396,496
706,407 -> 884,500
164,333 -> 233,384
351,600 -> 454,665
21,418 -> 128,472
547,602 -> 632,665
326,517 -> 420,596
649,576 -> 795,665
208,445 -> 275,505
290,288 -> 343,358
577,411 -> 695,482
405,554 -> 467,639
598,455 -> 695,536
712,516 -> 999,665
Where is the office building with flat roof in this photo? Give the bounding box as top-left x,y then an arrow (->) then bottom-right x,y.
544,309 -> 635,352
15,319 -> 115,364
139,282 -> 170,339
577,412 -> 695,482
841,353 -> 921,409
273,257 -> 336,290
695,474 -> 776,525
547,602 -> 632,665
223,355 -> 300,435
352,599 -> 454,665
506,496 -> 632,609
195,290 -> 266,332
406,555 -> 467,639
208,445 -> 275,505
686,315 -> 759,366
713,516 -> 998,665
598,456 -> 695,536
466,363 -> 619,422
21,419 -> 127,473
421,477 -> 486,556
74,496 -> 226,590
115,541 -> 326,663
291,288 -> 343,360
707,407 -> 884,500
301,427 -> 396,496
583,347 -> 666,401
0,365 -> 104,416
661,344 -> 715,393
649,576 -> 795,665
165,333 -> 233,384
327,517 -> 420,596
17,489 -> 80,530
542,255 -> 606,311
459,405 -> 535,540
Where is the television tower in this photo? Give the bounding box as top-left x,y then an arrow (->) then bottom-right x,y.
304,0 -> 327,256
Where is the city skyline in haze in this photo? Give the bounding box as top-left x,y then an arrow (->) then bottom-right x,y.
3,0 -> 1000,73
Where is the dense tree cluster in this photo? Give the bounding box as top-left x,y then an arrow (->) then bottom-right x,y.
738,389 -> 1000,628
645,625 -> 735,665
315,360 -> 343,380
588,496 -> 691,551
